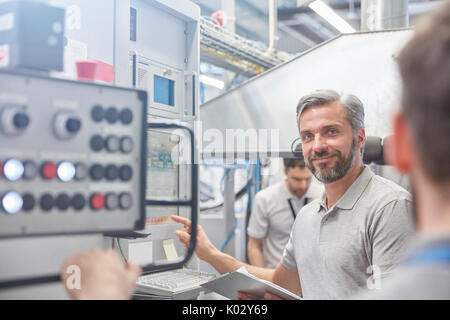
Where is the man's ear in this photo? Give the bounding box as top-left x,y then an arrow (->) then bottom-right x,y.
357,128 -> 366,151
387,112 -> 413,173
283,168 -> 288,177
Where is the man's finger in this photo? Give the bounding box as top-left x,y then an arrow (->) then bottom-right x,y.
171,215 -> 191,228
175,230 -> 191,243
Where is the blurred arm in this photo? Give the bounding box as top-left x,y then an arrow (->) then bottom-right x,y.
247,236 -> 265,267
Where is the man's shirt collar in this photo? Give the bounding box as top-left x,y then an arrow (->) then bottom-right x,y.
318,166 -> 374,212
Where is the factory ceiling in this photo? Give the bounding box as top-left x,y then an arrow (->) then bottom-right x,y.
192,0 -> 444,54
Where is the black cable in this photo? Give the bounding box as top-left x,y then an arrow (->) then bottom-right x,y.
116,238 -> 127,263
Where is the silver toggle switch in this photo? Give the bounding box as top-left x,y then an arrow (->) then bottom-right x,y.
53,110 -> 82,140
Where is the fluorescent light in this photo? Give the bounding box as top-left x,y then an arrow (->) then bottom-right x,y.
309,0 -> 356,34
200,75 -> 225,90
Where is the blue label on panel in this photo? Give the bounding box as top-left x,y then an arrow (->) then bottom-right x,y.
130,7 -> 137,42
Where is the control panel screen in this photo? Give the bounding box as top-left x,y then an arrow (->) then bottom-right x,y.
146,130 -> 179,225
153,75 -> 174,107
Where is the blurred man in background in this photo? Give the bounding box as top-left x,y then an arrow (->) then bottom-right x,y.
247,156 -> 322,268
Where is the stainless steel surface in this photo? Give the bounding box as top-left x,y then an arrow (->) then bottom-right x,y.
361,0 -> 409,31
200,29 -> 414,156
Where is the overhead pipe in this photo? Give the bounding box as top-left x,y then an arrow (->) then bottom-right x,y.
269,0 -> 279,51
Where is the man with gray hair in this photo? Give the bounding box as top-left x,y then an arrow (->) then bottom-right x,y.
278,89 -> 415,298
173,89 -> 415,299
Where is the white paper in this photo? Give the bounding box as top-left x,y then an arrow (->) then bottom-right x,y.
163,238 -> 179,261
236,266 -> 302,300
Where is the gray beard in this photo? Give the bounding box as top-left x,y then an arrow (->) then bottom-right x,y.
307,139 -> 357,184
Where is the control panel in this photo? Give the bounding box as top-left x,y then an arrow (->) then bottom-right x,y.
0,71 -> 147,238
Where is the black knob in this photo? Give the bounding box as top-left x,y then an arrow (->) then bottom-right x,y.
71,194 -> 85,211
119,165 -> 133,181
22,193 -> 35,211
13,112 -> 30,129
90,164 -> 104,181
40,194 -> 54,211
120,108 -> 133,125
119,193 -> 132,210
90,135 -> 104,152
105,107 -> 119,124
105,164 -> 119,181
105,193 -> 119,210
66,118 -> 81,133
56,194 -> 70,211
120,137 -> 134,154
91,105 -> 104,122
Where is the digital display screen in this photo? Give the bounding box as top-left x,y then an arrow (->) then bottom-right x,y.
154,75 -> 174,106
146,131 -> 179,225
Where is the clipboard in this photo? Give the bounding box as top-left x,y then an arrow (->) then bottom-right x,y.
201,267 -> 302,300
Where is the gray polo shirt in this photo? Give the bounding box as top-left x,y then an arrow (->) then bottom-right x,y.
281,166 -> 415,299
247,180 -> 323,268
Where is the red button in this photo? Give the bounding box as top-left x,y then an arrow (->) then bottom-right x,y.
0,162 -> 3,177
42,162 -> 57,180
90,193 -> 105,210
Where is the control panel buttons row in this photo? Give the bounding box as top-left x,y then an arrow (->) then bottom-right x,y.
2,104 -> 133,140
0,159 -> 132,182
1,159 -> 82,182
91,105 -> 133,125
90,164 -> 133,181
1,192 -> 133,214
90,135 -> 134,154
1,105 -> 83,140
